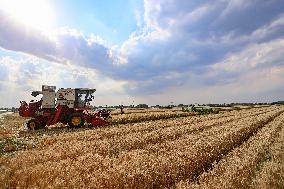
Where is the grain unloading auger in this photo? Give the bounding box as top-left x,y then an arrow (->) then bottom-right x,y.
19,85 -> 111,130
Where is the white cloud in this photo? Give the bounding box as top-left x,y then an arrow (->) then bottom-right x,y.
219,14 -> 284,46
0,55 -> 130,107
0,10 -> 113,68
1,0 -> 284,105
219,0 -> 253,19
211,38 -> 284,73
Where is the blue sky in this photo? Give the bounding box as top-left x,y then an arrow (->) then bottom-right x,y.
52,0 -> 143,45
0,0 -> 284,107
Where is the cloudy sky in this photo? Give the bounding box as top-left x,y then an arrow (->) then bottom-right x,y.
0,0 -> 284,107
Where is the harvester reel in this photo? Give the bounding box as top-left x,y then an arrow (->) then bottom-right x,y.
68,113 -> 85,128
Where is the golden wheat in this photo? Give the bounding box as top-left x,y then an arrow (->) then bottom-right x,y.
176,111 -> 284,189
0,106 -> 283,189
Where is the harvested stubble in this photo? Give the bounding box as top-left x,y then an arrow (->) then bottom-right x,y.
39,106 -> 276,151
97,107 -> 279,157
110,105 -> 275,125
0,113 -> 28,137
0,106 -> 283,189
176,111 -> 284,189
111,111 -> 195,124
11,106 -> 273,145
111,109 -> 169,115
251,126 -> 284,189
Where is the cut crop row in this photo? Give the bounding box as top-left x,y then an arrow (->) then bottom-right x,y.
110,106 -> 275,124
175,112 -> 284,189
251,120 -> 284,189
40,106 -> 277,145
36,106 -> 279,161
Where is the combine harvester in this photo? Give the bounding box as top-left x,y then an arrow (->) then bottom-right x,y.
19,85 -> 111,130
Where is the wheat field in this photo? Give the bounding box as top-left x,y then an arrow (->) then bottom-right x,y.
0,106 -> 284,188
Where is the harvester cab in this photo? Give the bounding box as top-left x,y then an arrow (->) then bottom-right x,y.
19,85 -> 111,130
56,88 -> 96,109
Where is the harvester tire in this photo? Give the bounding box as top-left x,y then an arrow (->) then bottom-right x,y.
27,119 -> 42,130
68,113 -> 84,128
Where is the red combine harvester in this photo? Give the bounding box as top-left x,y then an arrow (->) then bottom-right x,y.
19,85 -> 111,130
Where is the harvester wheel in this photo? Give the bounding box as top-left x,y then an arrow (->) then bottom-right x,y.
68,113 -> 84,128
27,119 -> 42,130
